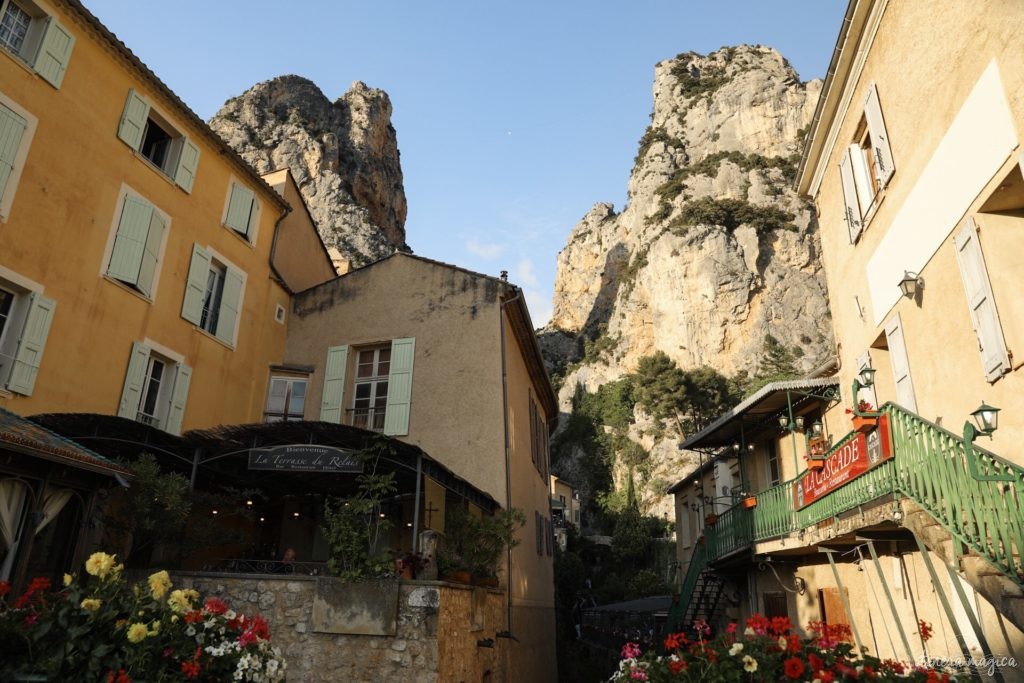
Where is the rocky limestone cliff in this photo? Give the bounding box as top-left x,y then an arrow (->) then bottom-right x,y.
210,76 -> 407,268
543,46 -> 833,516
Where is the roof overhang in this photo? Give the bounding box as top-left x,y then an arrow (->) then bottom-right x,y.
2,409 -> 131,478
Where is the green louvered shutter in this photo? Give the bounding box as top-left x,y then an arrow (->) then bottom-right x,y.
320,345 -> 348,423
181,244 -> 211,325
6,293 -> 55,395
107,195 -> 153,286
174,137 -> 199,193
224,183 -> 255,237
0,104 -> 26,199
117,90 -> 150,150
136,210 -> 165,297
117,341 -> 150,418
215,268 -> 244,345
164,363 -> 192,435
383,337 -> 415,436
33,18 -> 75,89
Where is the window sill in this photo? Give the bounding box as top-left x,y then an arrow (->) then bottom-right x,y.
0,45 -> 40,82
223,223 -> 256,250
123,148 -> 183,189
0,387 -> 13,400
193,324 -> 236,351
102,275 -> 154,304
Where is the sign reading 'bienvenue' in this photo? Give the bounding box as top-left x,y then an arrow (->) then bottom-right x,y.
248,444 -> 363,473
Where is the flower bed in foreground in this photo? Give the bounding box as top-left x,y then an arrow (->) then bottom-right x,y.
0,552 -> 286,682
610,615 -> 960,682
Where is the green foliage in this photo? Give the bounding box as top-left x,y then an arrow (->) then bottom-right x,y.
632,352 -> 740,433
321,445 -> 398,582
740,334 -> 805,396
670,62 -> 732,99
618,246 -> 649,297
626,568 -> 669,598
437,507 -> 525,578
581,325 -> 621,366
667,196 -> 797,236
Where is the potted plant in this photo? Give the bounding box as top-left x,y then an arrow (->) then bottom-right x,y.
804,455 -> 825,471
846,400 -> 879,433
741,494 -> 757,509
438,507 -> 525,585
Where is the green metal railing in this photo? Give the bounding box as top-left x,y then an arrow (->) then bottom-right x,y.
706,503 -> 753,559
677,540 -> 707,613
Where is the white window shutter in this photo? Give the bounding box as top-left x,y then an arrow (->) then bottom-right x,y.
33,18 -> 75,89
954,218 -> 1010,382
174,136 -> 200,193
855,350 -> 878,408
136,210 -> 165,297
863,84 -> 895,189
224,183 -> 255,237
384,337 -> 416,436
107,195 -> 154,286
320,345 -> 349,422
839,148 -> 862,243
6,293 -> 55,395
181,244 -> 211,325
117,341 -> 151,418
117,90 -> 150,151
215,268 -> 244,345
884,313 -> 917,413
0,104 -> 27,199
165,364 -> 192,435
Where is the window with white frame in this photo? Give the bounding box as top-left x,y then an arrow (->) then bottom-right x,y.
350,346 -> 390,431
0,271 -> 54,396
116,89 -> 199,192
223,181 -> 260,243
319,338 -> 415,436
264,376 -> 308,422
0,0 -> 73,88
839,83 -> 895,243
118,341 -> 191,434
105,192 -> 168,298
181,244 -> 244,346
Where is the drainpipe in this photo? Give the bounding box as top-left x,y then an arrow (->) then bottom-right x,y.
498,277 -> 520,636
268,205 -> 294,292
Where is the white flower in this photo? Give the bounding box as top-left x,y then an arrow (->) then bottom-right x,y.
743,626 -> 755,636
729,642 -> 744,656
778,635 -> 787,649
742,655 -> 758,672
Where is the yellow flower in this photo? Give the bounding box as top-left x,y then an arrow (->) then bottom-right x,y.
63,573 -> 73,587
80,598 -> 102,611
742,655 -> 758,673
84,552 -> 122,579
148,620 -> 161,636
148,570 -> 172,600
167,588 -> 199,613
170,614 -> 179,623
126,622 -> 149,643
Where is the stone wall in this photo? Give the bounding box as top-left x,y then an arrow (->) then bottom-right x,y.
176,573 -> 507,683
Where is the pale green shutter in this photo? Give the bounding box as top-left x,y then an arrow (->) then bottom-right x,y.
107,195 -> 154,286
136,210 -> 165,297
33,18 -> 75,89
117,90 -> 150,150
6,293 -> 55,395
181,244 -> 211,325
174,137 -> 199,193
117,341 -> 150,418
955,218 -> 1010,382
884,313 -> 917,413
839,148 -> 862,243
863,84 -> 895,189
224,183 -> 255,237
0,104 -> 27,199
383,337 -> 415,436
320,345 -> 348,423
164,364 -> 192,435
215,268 -> 244,345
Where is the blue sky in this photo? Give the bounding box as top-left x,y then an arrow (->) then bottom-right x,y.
84,1 -> 846,325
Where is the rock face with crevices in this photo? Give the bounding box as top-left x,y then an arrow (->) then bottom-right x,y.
541,46 -> 834,516
210,76 -> 407,268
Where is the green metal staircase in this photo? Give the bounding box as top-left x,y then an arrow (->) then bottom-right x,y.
668,402 -> 1024,635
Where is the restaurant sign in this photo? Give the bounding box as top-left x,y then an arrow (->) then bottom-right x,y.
248,444 -> 363,474
794,415 -> 893,510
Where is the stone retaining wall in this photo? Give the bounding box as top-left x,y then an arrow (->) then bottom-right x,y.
175,572 -> 507,683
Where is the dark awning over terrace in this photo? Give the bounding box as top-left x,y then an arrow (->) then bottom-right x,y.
1,408 -> 130,478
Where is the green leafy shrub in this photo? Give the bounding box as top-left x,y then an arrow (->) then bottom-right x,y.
669,197 -> 796,235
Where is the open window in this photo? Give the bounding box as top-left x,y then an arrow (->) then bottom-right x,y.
117,89 -> 199,192
0,0 -> 74,88
840,84 -> 895,243
319,338 -> 416,436
181,244 -> 244,346
117,341 -> 191,435
0,269 -> 54,396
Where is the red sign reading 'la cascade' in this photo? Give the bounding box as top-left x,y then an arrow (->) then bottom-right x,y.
793,414 -> 893,510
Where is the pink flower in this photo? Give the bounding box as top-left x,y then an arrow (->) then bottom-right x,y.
621,642 -> 642,659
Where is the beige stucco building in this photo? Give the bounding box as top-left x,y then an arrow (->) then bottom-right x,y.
669,1 -> 1024,676
285,252 -> 558,682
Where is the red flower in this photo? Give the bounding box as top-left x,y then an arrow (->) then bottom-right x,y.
0,580 -> 9,597
184,609 -> 205,624
106,670 -> 130,683
918,619 -> 933,643
818,670 -> 835,683
786,634 -> 801,653
808,653 -> 824,671
770,616 -> 792,635
783,657 -> 805,679
668,658 -> 687,674
180,661 -> 202,680
14,576 -> 51,609
746,614 -> 770,635
663,632 -> 688,651
203,597 -> 229,615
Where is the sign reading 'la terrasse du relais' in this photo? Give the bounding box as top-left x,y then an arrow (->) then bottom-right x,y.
248,444 -> 363,474
794,415 -> 893,510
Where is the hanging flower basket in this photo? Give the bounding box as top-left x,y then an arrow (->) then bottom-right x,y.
808,436 -> 828,457
705,513 -> 719,526
807,458 -> 825,471
851,415 -> 878,433
741,496 -> 757,510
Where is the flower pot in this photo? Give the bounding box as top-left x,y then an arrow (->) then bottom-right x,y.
807,459 -> 825,471
443,570 -> 472,584
851,416 -> 877,434
742,497 -> 757,509
705,514 -> 718,526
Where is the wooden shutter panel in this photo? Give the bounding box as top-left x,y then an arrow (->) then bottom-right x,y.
136,210 -> 165,297
117,341 -> 151,418
383,337 -> 416,436
224,183 -> 255,237
181,245 -> 211,325
117,90 -> 150,150
884,313 -> 918,413
164,364 -> 192,435
34,18 -> 75,89
0,104 -> 26,199
215,267 -> 244,345
320,345 -> 349,422
863,84 -> 895,189
107,196 -> 154,286
955,218 -> 1010,382
839,148 -> 862,243
174,137 -> 200,193
6,293 -> 55,395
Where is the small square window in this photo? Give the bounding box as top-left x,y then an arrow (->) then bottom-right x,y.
264,376 -> 308,422
274,303 -> 286,324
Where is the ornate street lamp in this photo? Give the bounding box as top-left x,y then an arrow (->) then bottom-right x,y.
963,402 -> 1011,482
